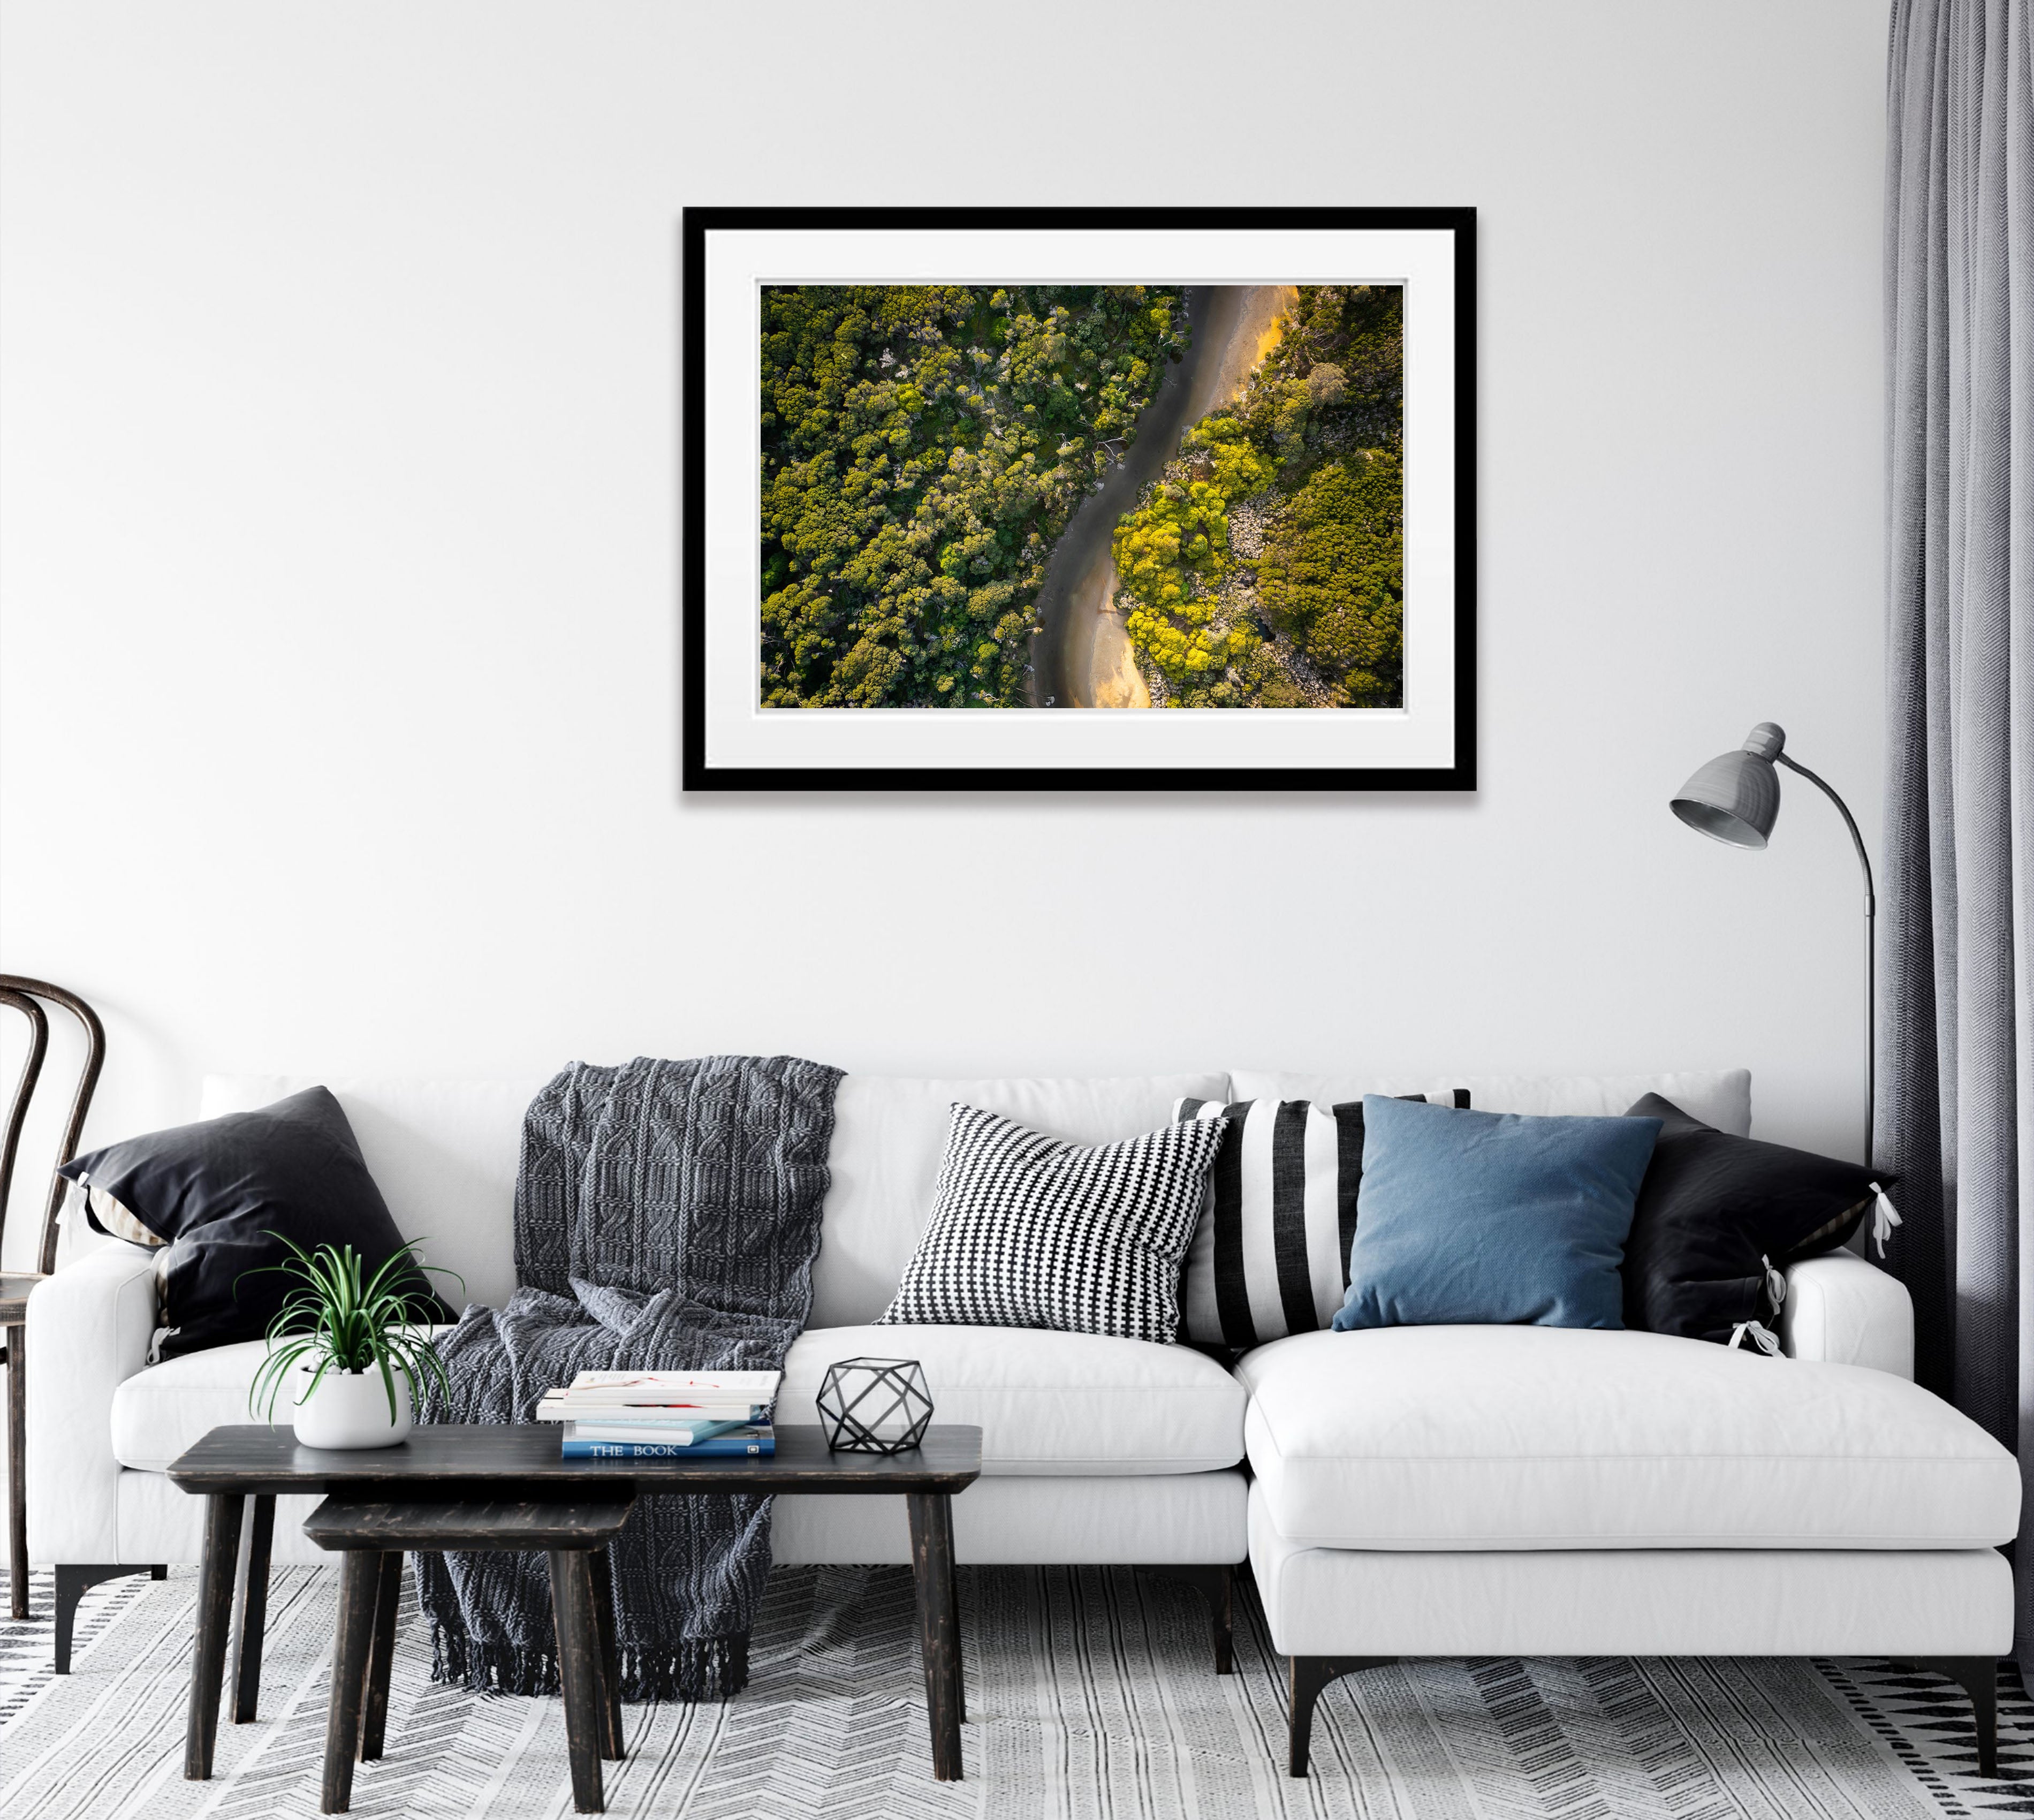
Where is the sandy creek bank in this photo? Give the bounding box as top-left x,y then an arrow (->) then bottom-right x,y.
1029,285 -> 1295,710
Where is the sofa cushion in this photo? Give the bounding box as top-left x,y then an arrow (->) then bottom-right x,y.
811,1074 -> 1228,1327
1239,1326 -> 2020,1549
112,1321 -> 1248,1478
112,1338 -> 280,1471
202,1071 -> 1231,1331
202,1075 -> 545,1310
112,1323 -> 460,1472
1230,1070 -> 1752,1136
780,1325 -> 1245,1475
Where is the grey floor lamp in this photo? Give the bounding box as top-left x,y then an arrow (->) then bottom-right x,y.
1669,722 -> 1876,1167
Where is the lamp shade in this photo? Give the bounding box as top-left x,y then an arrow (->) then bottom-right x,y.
1670,722 -> 1785,848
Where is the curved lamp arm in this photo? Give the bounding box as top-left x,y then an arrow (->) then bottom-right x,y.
1773,754 -> 1877,1168
1775,753 -> 1876,907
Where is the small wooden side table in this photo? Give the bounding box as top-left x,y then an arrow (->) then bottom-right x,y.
302,1495 -> 632,1814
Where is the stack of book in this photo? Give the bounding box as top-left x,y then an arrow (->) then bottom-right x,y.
537,1369 -> 780,1458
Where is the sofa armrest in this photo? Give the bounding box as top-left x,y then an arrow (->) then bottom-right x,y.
1779,1249 -> 1914,1378
25,1241 -> 158,1563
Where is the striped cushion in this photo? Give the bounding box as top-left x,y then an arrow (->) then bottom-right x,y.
1173,1092 -> 1470,1350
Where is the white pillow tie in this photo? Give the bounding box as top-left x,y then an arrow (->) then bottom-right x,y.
1869,1181 -> 1902,1257
1762,1254 -> 1788,1311
1729,1321 -> 1784,1356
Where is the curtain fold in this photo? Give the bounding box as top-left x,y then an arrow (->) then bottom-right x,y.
1881,0 -> 2034,1651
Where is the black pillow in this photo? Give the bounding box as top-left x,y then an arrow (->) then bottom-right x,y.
1620,1092 -> 1892,1348
59,1087 -> 452,1359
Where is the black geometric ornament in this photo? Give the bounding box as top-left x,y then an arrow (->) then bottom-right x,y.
816,1356 -> 934,1455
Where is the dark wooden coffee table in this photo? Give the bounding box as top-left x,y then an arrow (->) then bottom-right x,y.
167,1423 -> 983,1796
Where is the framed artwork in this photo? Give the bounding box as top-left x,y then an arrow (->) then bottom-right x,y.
682,206 -> 1474,791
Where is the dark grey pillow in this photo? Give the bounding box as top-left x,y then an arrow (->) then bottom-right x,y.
59,1087 -> 453,1359
1620,1093 -> 1888,1348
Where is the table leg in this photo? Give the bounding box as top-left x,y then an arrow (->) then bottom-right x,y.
948,1534 -> 963,1726
548,1550 -> 606,1813
587,1544 -> 625,1759
230,1495 -> 276,1722
6,1323 -> 27,1620
185,1492 -> 244,1780
359,1552 -> 403,1762
906,1491 -> 963,1781
321,1551 -> 381,1813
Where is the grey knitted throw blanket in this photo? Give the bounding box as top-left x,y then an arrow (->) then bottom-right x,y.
416,1054 -> 841,1701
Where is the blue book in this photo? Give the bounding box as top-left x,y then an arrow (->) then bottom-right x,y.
560,1435 -> 775,1459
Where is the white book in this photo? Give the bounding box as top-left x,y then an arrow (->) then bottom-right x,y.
535,1394 -> 773,1423
569,1422 -> 707,1446
536,1404 -> 770,1425
562,1369 -> 781,1404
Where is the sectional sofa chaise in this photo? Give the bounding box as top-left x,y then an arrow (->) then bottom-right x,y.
25,1066 -> 2019,1774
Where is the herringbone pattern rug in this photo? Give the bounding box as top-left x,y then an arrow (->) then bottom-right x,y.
2,1563 -> 2028,1818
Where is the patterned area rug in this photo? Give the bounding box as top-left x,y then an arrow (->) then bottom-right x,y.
2,1563 -> 2028,1818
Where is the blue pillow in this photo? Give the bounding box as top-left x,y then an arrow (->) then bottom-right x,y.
1331,1096 -> 1663,1332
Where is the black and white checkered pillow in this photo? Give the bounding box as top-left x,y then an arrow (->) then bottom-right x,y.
876,1103 -> 1229,1342
1173,1090 -> 1470,1349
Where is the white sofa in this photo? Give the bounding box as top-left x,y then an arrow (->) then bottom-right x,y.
24,1065 -> 2016,1775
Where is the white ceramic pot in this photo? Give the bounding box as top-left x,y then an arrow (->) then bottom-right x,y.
290,1361 -> 414,1450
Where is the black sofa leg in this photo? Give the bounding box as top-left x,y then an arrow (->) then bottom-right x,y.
54,1564 -> 162,1672
1905,1657 -> 2000,1778
1134,1564 -> 1236,1674
1288,1656 -> 1396,1777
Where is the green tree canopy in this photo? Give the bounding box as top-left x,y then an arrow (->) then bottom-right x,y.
760,285 -> 1187,708
1110,284 -> 1403,709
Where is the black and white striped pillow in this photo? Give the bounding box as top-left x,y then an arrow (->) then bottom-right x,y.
1173,1092 -> 1470,1349
877,1103 -> 1230,1343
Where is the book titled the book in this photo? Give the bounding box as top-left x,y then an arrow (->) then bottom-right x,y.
560,1434 -> 775,1459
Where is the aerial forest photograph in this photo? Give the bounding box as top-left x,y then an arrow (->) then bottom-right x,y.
757,283 -> 1405,712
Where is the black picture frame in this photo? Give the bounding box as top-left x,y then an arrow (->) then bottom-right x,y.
682,206 -> 1475,792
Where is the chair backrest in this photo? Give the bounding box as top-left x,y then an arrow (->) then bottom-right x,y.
0,988 -> 49,1272
0,976 -> 105,1275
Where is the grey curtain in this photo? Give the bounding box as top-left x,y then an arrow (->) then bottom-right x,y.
1881,0 -> 2034,1650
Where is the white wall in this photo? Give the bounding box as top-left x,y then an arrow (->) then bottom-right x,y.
0,0 -> 1890,1261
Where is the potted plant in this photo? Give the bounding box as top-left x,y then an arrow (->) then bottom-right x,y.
244,1237 -> 462,1450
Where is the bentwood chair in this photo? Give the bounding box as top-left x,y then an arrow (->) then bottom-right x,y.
0,976 -> 105,1620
